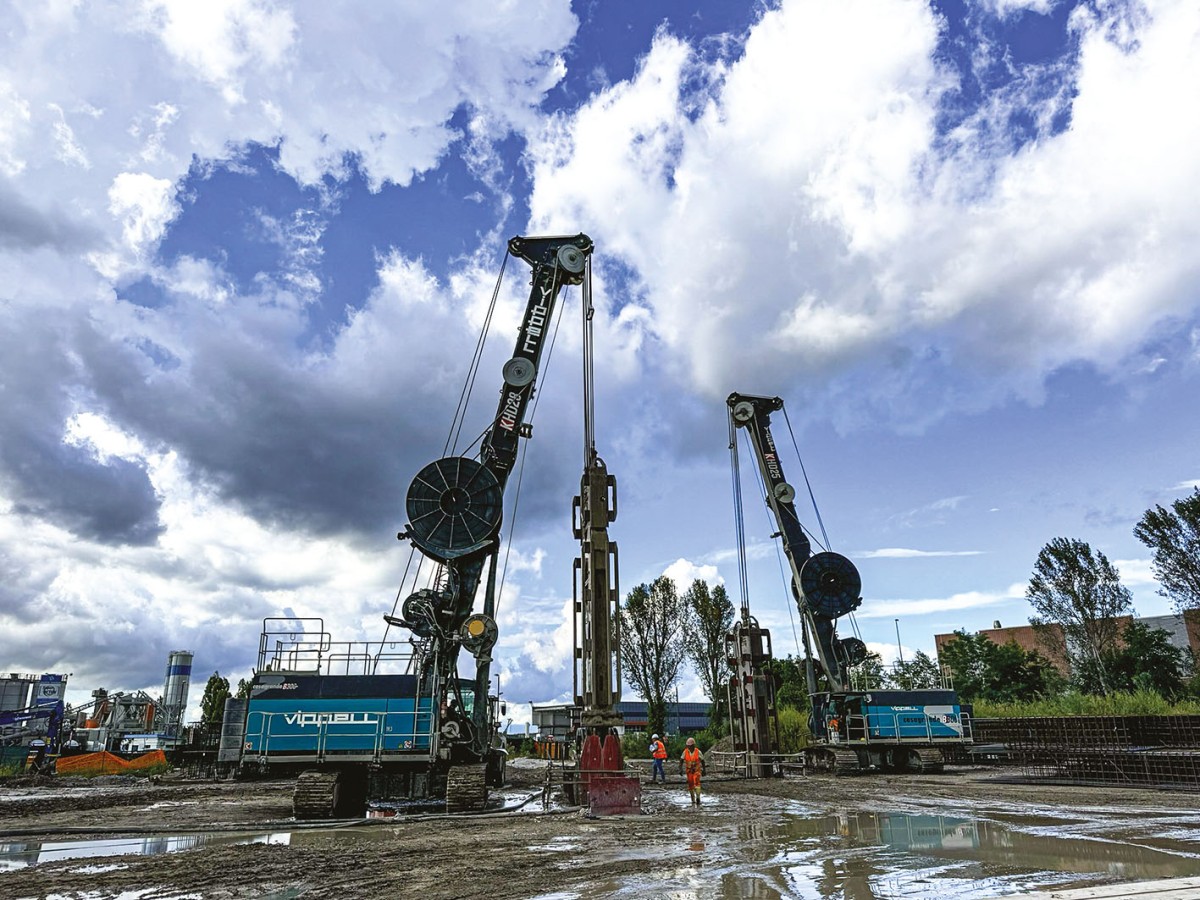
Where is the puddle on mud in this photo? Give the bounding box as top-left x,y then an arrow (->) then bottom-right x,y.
601,808 -> 1200,899
764,811 -> 1200,898
0,832 -> 290,871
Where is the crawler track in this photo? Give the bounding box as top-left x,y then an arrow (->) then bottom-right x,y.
445,763 -> 488,813
292,771 -> 340,819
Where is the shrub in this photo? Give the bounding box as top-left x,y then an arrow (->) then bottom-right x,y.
973,689 -> 1200,718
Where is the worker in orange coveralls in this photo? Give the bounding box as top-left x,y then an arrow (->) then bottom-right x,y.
648,734 -> 668,783
680,737 -> 704,806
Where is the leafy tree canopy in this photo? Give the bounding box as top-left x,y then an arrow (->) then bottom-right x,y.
1134,488 -> 1200,614
682,579 -> 735,721
199,671 -> 231,729
886,650 -> 942,690
1105,621 -> 1188,698
939,630 -> 1062,704
1026,537 -> 1132,694
619,575 -> 688,737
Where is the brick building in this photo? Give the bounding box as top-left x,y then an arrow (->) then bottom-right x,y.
934,610 -> 1200,677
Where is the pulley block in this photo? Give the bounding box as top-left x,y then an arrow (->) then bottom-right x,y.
459,613 -> 498,655
799,551 -> 862,618
773,481 -> 796,504
405,456 -> 503,561
731,401 -> 755,424
502,357 -> 536,387
838,636 -> 869,667
557,244 -> 586,274
401,588 -> 445,638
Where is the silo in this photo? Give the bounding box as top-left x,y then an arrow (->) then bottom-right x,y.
162,650 -> 193,736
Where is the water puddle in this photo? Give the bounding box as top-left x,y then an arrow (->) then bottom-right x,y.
770,810 -> 1200,897
593,806 -> 1200,899
0,832 -> 290,871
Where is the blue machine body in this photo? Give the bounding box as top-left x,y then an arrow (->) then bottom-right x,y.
812,690 -> 969,745
243,674 -> 448,761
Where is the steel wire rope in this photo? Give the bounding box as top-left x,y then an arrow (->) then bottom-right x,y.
373,547 -> 420,673
780,404 -> 831,551
494,261 -> 571,619
582,257 -> 595,463
777,403 -> 865,643
378,249 -> 509,661
743,434 -> 803,657
446,250 -> 509,456
728,412 -> 752,617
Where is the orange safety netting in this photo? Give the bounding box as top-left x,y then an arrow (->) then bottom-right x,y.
55,749 -> 168,776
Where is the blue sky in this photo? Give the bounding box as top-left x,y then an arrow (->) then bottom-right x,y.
1,0 -> 1198,721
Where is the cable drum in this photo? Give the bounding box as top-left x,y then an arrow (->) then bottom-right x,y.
405,456 -> 503,562
799,552 -> 863,618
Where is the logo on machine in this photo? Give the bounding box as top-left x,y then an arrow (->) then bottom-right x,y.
521,283 -> 553,356
498,390 -> 522,432
762,432 -> 782,479
284,711 -> 378,728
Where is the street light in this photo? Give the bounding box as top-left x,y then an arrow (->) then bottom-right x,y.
895,618 -> 905,666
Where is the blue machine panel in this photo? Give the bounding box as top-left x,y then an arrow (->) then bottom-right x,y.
814,690 -> 969,744
244,674 -> 434,757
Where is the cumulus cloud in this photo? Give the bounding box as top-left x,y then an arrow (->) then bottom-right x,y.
855,582 -> 1027,619
526,0 -> 1200,431
0,0 -> 583,704
858,548 -> 985,558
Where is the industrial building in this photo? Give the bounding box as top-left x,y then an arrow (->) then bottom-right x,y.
934,611 -> 1200,677
0,651 -> 194,771
530,700 -> 711,742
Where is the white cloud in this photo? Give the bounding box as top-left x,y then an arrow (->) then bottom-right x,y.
855,582 -> 1026,619
525,0 -> 1200,428
977,0 -> 1058,18
1112,557 -> 1155,587
858,548 -> 985,559
662,557 -> 724,588
107,172 -> 179,260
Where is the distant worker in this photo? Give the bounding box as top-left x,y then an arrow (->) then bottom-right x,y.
648,733 -> 667,784
680,737 -> 704,806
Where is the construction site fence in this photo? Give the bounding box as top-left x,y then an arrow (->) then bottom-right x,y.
971,715 -> 1200,790
54,750 -> 169,777
533,739 -> 571,761
707,750 -> 805,776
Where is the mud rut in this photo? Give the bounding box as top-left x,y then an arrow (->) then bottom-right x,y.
2,767 -> 1199,899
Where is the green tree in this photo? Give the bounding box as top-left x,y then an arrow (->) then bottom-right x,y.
199,671 -> 231,730
987,641 -> 1063,701
235,678 -> 252,699
938,631 -> 993,701
1105,621 -> 1188,698
887,650 -> 942,690
619,576 -> 688,737
1027,537 -> 1132,695
1134,489 -> 1200,613
681,580 -> 735,726
939,630 -> 1062,703
848,652 -> 886,690
768,655 -> 809,710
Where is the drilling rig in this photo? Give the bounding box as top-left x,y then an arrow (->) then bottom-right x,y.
728,392 -> 972,774
234,234 -> 596,816
567,264 -> 641,815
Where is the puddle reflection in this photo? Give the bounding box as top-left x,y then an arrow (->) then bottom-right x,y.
0,832 -> 290,871
770,811 -> 1200,899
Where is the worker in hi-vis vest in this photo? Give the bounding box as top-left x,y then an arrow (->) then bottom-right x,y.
649,734 -> 668,783
681,737 -> 704,805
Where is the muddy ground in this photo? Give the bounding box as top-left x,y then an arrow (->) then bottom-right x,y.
2,762 -> 1200,900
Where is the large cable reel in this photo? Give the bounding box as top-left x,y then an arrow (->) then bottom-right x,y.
404,456 -> 503,562
798,551 -> 863,618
